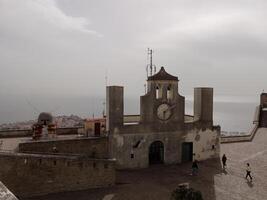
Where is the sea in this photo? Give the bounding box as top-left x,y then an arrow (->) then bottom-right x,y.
0,95 -> 259,134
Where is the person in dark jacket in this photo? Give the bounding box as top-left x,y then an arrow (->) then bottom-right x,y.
222,154 -> 227,169
192,160 -> 199,176
245,163 -> 253,181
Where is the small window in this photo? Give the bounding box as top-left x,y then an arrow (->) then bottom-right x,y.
156,86 -> 159,99
131,153 -> 134,159
53,160 -> 57,166
167,86 -> 172,100
93,162 -> 97,168
104,164 -> 108,169
39,159 -> 42,165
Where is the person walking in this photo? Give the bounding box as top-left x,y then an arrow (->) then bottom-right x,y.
222,154 -> 227,169
245,163 -> 253,181
192,160 -> 199,176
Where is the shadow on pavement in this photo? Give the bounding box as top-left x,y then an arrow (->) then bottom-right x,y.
189,158 -> 222,200
23,187 -> 117,200
246,180 -> 254,188
23,158 -> 222,200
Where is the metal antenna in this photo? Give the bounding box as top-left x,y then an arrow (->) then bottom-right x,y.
146,48 -> 149,78
146,48 -> 156,78
149,48 -> 152,76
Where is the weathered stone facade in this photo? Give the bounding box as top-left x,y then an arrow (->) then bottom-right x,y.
0,127 -> 82,138
19,137 -> 109,159
0,136 -> 115,198
0,152 -> 115,198
260,93 -> 267,127
107,67 -> 220,169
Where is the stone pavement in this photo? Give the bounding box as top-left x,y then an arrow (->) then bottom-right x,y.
215,128 -> 267,200
25,128 -> 267,200
0,181 -> 18,200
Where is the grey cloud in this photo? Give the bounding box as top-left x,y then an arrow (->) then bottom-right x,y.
1,0 -> 267,99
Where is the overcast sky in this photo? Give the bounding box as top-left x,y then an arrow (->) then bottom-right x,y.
1,0 -> 267,99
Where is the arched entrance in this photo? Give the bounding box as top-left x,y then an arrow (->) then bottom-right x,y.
149,141 -> 164,165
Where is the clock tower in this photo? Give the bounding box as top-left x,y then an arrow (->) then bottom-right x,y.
140,67 -> 185,131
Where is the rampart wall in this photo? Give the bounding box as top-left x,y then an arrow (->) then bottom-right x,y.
221,106 -> 260,143
19,137 -> 109,159
0,152 -> 115,198
0,127 -> 82,138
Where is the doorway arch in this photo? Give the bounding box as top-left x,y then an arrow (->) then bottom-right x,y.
149,141 -> 164,165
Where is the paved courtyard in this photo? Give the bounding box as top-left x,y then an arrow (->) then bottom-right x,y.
24,128 -> 267,200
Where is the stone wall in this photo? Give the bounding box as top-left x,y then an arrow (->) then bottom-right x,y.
110,131 -> 184,169
221,124 -> 258,143
19,137 -> 109,159
185,127 -> 220,160
106,86 -> 124,132
123,115 -> 140,124
260,109 -> 267,127
55,127 -> 82,135
260,93 -> 267,108
194,88 -> 213,124
0,129 -> 31,138
0,127 -> 82,138
0,152 -> 115,198
220,105 -> 259,143
110,126 -> 220,169
140,83 -> 185,129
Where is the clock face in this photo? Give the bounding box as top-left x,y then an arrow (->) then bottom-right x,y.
157,103 -> 172,120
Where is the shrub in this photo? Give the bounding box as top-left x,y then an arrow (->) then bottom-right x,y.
171,186 -> 203,200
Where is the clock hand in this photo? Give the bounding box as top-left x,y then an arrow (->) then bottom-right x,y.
163,111 -> 166,116
166,105 -> 176,111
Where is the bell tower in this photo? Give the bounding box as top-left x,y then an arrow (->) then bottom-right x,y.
140,67 -> 185,131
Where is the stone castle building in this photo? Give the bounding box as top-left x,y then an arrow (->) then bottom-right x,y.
107,67 -> 220,169
0,67 -> 220,198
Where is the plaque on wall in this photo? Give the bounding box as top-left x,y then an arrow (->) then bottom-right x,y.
195,134 -> 200,141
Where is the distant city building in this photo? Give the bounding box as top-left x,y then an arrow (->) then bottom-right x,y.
84,118 -> 106,137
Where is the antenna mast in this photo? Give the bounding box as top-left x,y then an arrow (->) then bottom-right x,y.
146,48 -> 156,78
